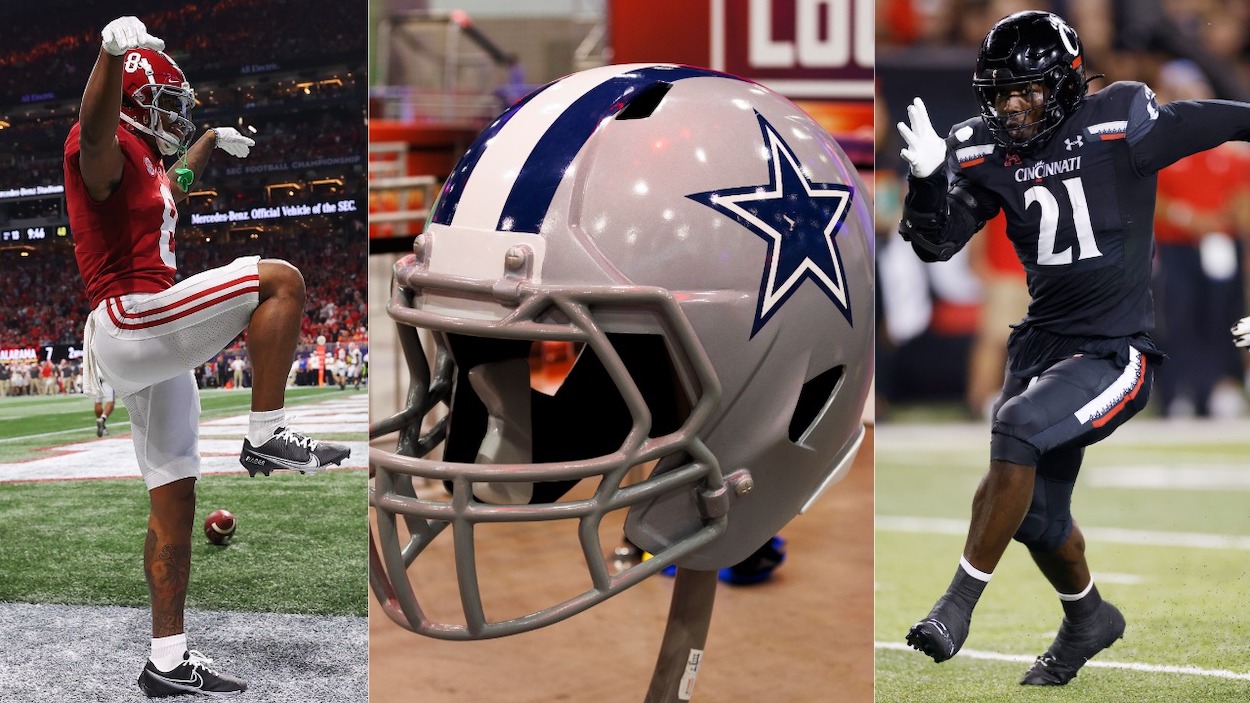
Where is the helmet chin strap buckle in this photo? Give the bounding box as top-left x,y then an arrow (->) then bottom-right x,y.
468,359 -> 535,505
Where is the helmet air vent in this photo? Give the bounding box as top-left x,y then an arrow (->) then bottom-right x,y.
615,81 -> 673,120
788,364 -> 845,444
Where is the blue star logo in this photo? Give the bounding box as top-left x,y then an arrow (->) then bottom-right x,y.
688,113 -> 855,337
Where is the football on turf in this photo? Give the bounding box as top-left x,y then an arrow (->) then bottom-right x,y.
204,509 -> 237,545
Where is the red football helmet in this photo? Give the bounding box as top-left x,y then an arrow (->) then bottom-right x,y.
119,47 -> 195,156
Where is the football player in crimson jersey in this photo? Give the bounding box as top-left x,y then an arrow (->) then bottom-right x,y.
895,11 -> 1250,686
64,16 -> 351,698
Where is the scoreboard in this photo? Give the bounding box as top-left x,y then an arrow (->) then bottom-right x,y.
0,224 -> 68,243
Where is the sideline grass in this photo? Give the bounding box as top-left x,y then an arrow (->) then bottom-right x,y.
0,388 -> 367,617
0,470 -> 367,617
876,421 -> 1250,703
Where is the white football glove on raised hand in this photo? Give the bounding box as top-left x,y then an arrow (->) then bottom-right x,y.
212,127 -> 255,158
897,97 -> 947,178
101,16 -> 164,56
1232,316 -> 1250,348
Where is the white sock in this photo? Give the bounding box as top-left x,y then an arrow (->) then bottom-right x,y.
959,555 -> 993,583
248,409 -> 286,445
1058,578 -> 1095,601
150,633 -> 187,672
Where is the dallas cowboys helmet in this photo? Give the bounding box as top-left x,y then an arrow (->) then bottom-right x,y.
370,64 -> 874,639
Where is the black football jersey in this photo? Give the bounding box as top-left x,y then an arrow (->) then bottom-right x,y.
940,77 -> 1250,337
946,81 -> 1166,337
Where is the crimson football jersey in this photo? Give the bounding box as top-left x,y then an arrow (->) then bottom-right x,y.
64,123 -> 178,307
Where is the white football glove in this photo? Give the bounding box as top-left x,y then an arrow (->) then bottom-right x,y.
101,16 -> 165,56
212,127 -> 255,159
1232,316 -> 1250,348
897,97 -> 947,178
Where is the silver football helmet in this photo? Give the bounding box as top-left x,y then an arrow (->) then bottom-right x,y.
370,63 -> 873,639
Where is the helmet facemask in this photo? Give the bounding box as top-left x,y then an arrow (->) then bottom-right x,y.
975,68 -> 1079,151
118,48 -> 197,157
369,266 -> 730,639
121,83 -> 196,156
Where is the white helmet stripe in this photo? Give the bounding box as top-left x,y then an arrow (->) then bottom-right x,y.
452,63 -> 672,231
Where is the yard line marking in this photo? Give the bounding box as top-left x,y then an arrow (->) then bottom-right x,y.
1090,571 -> 1145,585
876,641 -> 1250,680
883,459 -> 1250,491
878,516 -> 1250,551
0,390 -> 360,444
876,417 -> 1250,447
0,423 -> 131,444
1086,465 -> 1250,490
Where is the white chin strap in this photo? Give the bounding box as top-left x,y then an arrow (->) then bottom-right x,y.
119,112 -> 182,156
468,359 -> 535,505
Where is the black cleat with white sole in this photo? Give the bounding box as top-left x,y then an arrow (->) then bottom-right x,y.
1020,601 -> 1125,686
137,650 -> 246,698
239,427 -> 350,476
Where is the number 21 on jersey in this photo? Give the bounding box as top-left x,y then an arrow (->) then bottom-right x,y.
1025,176 -> 1102,265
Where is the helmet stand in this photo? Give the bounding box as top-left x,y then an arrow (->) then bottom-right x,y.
644,567 -> 719,702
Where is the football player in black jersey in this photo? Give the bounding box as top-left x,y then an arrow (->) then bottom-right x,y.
895,10 -> 1250,686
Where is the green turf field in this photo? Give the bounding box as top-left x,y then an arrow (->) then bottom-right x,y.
0,388 -> 367,617
876,421 -> 1250,703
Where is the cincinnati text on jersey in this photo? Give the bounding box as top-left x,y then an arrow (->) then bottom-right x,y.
1014,156 -> 1082,182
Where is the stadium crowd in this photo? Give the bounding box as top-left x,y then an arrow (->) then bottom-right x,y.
1,224 -> 365,347
0,221 -> 366,397
0,91 -> 365,195
0,0 -> 361,104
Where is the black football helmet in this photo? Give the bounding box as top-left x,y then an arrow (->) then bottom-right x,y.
973,11 -> 1089,151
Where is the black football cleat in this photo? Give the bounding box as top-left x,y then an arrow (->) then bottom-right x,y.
137,650 -> 246,698
96,416 -> 107,437
239,427 -> 350,476
1020,601 -> 1125,686
906,597 -> 973,663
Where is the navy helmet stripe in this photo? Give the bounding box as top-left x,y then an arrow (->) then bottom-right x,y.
497,65 -> 732,233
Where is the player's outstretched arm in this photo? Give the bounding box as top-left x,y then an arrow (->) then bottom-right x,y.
78,16 -> 165,201
896,97 -> 997,262
1135,96 -> 1250,173
166,127 -> 255,202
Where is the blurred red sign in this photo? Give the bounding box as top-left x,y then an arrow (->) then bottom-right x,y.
611,0 -> 873,99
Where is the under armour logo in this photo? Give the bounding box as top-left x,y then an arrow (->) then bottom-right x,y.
1065,136 -> 1084,151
